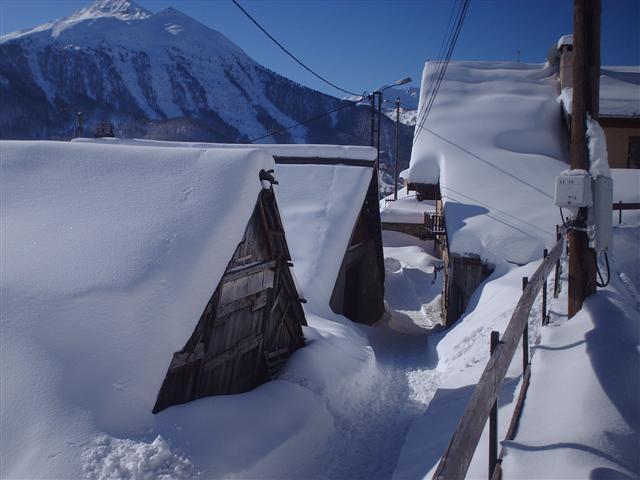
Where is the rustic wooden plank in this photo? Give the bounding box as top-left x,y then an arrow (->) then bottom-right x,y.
433,238 -> 564,480
216,290 -> 270,319
222,260 -> 277,283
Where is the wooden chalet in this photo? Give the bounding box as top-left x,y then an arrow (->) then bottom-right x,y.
153,170 -> 306,413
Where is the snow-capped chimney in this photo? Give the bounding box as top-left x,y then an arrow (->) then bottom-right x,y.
557,34 -> 574,90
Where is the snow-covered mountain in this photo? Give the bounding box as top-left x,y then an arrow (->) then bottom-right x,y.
0,0 -> 412,158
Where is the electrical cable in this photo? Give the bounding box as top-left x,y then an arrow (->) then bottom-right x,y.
246,96 -> 367,143
596,251 -> 610,288
559,207 -> 569,229
414,0 -> 461,132
414,0 -> 470,144
231,0 -> 361,97
413,0 -> 470,146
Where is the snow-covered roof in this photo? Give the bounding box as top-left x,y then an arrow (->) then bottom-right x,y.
409,61 -> 569,265
560,66 -> 640,117
72,138 -> 377,162
70,138 -> 376,312
274,164 -> 373,310
556,34 -> 573,49
0,140 -> 275,477
379,187 -> 436,224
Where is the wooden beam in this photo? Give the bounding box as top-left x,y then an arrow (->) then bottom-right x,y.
273,156 -> 374,168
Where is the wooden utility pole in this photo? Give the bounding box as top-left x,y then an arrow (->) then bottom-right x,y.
394,97 -> 400,200
568,0 -> 600,318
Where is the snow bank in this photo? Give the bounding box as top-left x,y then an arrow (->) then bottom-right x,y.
379,187 -> 436,224
500,229 -> 640,479
393,262 -> 541,478
409,61 -> 568,265
394,223 -> 640,479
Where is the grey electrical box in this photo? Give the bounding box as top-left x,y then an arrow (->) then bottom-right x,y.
554,172 -> 592,208
590,176 -> 613,251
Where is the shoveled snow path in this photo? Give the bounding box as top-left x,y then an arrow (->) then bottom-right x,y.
309,235 -> 444,479
316,325 -> 441,479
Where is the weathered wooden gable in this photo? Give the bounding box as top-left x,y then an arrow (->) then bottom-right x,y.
153,179 -> 306,413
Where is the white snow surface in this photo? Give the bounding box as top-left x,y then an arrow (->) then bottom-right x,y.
0,140 -> 281,478
560,66 -> 640,117
612,168 -> 640,203
587,115 -> 611,178
379,187 -> 436,224
557,34 -> 573,49
70,138 -> 376,309
409,61 -> 569,265
72,137 -> 377,161
394,224 -> 640,479
274,164 -> 373,311
2,139 -> 384,479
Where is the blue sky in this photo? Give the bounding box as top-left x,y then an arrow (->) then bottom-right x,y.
1,0 -> 638,97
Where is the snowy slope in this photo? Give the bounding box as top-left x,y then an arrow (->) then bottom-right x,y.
0,0 -> 413,161
409,61 -> 569,265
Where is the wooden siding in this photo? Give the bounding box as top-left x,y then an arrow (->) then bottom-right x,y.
153,187 -> 306,413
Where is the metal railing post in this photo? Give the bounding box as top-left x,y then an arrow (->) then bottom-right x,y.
522,277 -> 529,372
489,330 -> 500,479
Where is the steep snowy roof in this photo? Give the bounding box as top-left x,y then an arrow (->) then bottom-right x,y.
72,137 -> 377,161
71,138 -> 376,311
560,66 -> 640,117
409,62 -> 569,265
274,163 -> 373,311
0,140 -> 275,477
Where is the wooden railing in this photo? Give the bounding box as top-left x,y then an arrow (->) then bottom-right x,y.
613,201 -> 640,224
432,234 -> 566,480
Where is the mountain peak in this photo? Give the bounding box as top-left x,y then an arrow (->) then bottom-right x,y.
69,0 -> 152,23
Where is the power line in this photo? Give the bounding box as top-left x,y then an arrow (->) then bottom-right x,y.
247,96 -> 367,143
413,0 -> 470,145
414,0 -> 470,144
414,0 -> 464,132
231,0 -> 361,97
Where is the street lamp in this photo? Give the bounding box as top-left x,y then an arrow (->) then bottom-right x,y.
367,77 -> 412,199
368,77 -> 412,158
